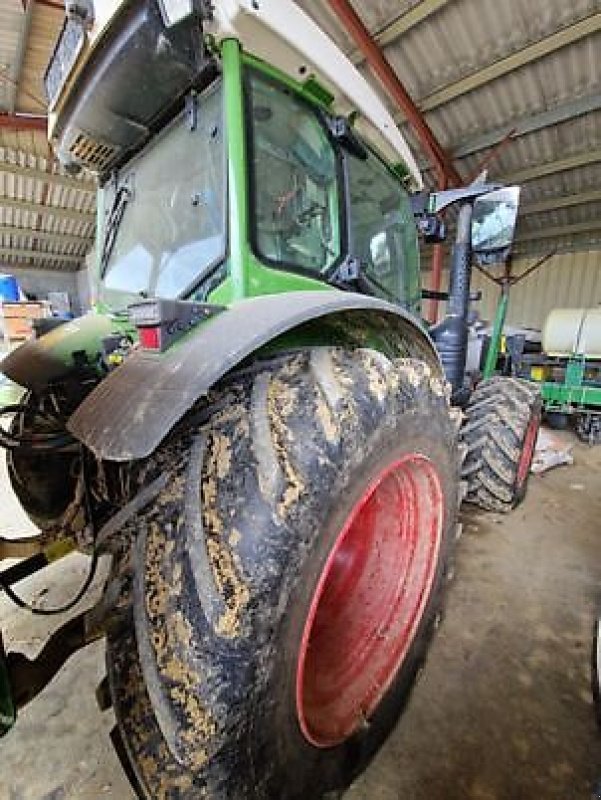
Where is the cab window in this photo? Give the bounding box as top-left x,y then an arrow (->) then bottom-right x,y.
247,71 -> 342,275
347,150 -> 420,309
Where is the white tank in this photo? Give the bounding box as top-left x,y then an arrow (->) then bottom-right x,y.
543,308 -> 601,358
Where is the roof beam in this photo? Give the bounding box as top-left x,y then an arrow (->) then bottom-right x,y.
521,188 -> 601,215
0,161 -> 95,192
451,93 -> 601,160
0,113 -> 47,132
418,12 -> 601,112
517,219 -> 601,243
35,0 -> 64,10
9,1 -> 35,113
350,0 -> 451,62
0,248 -> 83,266
0,225 -> 92,248
0,196 -> 95,222
499,147 -> 601,184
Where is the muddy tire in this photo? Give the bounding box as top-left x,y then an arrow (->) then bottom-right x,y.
110,348 -> 459,800
106,616 -> 201,799
461,376 -> 542,513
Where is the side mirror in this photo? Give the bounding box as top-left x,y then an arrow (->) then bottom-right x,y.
471,186 -> 520,263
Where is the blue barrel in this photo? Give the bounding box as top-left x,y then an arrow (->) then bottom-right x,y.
0,274 -> 19,302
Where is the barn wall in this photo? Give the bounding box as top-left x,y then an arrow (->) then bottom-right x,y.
7,267 -> 81,314
432,250 -> 601,330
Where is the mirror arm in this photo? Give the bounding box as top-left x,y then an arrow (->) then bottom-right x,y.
426,183 -> 502,215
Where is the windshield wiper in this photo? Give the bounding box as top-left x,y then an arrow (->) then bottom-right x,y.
100,184 -> 132,276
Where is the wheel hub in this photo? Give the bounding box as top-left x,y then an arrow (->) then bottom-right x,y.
296,454 -> 444,748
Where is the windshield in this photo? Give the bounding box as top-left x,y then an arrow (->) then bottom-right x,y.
99,80 -> 225,305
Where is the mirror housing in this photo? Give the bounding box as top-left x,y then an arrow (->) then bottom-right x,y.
471,186 -> 520,264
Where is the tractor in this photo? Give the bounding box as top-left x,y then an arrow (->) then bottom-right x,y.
0,2 -> 541,798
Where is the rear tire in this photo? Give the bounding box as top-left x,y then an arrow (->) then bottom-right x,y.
461,376 -> 542,513
110,348 -> 460,800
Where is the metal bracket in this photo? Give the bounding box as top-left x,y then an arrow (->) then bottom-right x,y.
186,91 -> 199,131
330,255 -> 360,286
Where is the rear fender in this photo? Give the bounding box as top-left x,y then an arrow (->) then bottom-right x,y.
67,291 -> 441,461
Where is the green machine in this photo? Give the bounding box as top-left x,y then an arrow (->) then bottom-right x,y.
522,307 -> 601,443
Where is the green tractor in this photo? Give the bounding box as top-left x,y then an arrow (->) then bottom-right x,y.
0,2 -> 541,798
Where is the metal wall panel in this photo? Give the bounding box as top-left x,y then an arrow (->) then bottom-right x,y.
460,250 -> 601,329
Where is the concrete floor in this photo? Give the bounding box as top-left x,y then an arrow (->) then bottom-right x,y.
1,431 -> 600,800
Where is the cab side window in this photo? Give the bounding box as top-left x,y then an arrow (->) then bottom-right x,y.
347,151 -> 419,308
248,71 -> 341,274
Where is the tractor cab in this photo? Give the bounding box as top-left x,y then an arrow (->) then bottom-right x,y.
47,0 -> 422,319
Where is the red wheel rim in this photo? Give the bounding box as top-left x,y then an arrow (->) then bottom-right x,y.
296,454 -> 444,748
516,414 -> 539,488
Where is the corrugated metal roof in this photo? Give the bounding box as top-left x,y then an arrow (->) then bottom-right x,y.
0,0 -> 89,273
300,0 -> 601,257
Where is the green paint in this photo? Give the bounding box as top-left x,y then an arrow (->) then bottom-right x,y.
29,313 -> 122,367
565,358 -> 585,386
302,75 -> 335,107
529,354 -> 601,413
243,53 -> 335,111
483,287 -> 509,379
540,382 -> 601,407
223,39 -> 250,300
208,255 -> 333,306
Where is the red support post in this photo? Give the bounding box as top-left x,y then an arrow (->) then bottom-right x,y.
35,0 -> 64,9
0,114 -> 47,132
328,0 -> 462,187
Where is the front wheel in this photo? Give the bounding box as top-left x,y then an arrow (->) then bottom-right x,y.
461,376 -> 542,513
111,348 -> 460,800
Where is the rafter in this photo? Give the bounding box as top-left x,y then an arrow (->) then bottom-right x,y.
0,248 -> 83,266
500,148 -> 601,184
0,224 -> 92,248
0,196 -> 94,222
418,12 -> 601,112
451,93 -> 601,160
521,188 -> 601,215
9,1 -> 35,113
350,0 -> 450,63
517,219 -> 601,243
0,161 -> 95,192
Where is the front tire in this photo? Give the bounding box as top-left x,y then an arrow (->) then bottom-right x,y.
461,376 -> 542,513
113,348 -> 460,799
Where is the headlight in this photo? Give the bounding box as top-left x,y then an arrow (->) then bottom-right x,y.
158,0 -> 195,27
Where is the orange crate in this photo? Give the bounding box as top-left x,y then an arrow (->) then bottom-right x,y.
4,316 -> 32,340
